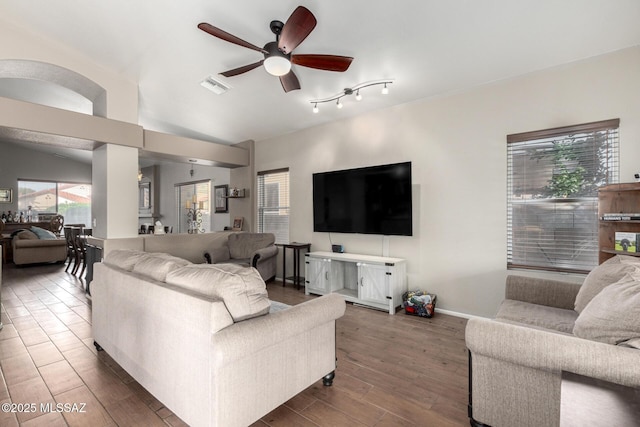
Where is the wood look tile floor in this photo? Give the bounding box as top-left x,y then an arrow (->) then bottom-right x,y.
0,262 -> 469,426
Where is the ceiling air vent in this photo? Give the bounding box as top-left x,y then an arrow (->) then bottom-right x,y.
200,75 -> 231,95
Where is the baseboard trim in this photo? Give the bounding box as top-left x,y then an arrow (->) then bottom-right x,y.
434,307 -> 486,320
271,281 -> 486,321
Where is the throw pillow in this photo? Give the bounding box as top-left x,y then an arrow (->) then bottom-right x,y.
132,253 -> 191,282
573,273 -> 640,346
166,263 -> 270,322
30,226 -> 57,240
16,230 -> 38,240
574,255 -> 640,313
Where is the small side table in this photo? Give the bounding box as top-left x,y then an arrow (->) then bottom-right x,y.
277,242 -> 311,290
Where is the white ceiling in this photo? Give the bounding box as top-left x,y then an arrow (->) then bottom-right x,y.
2,0 -> 640,146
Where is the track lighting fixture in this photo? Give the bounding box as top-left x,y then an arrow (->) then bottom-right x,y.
309,79 -> 394,113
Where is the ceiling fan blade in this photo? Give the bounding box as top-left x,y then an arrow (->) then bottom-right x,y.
280,71 -> 301,93
278,6 -> 317,54
198,23 -> 268,54
291,54 -> 354,72
220,60 -> 264,77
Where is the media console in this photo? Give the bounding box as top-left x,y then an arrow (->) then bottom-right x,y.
304,251 -> 407,314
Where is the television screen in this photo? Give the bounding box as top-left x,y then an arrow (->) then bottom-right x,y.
313,162 -> 412,236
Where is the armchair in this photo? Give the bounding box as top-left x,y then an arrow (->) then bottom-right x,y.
204,232 -> 278,281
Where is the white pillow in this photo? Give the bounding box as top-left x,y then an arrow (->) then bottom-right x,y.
166,263 -> 270,322
573,273 -> 640,346
103,249 -> 151,271
132,253 -> 191,282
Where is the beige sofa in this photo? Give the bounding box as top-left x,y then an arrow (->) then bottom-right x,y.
12,228 -> 66,265
93,231 -> 235,263
92,249 -> 345,427
466,255 -> 640,427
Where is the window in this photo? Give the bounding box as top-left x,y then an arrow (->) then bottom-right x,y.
176,180 -> 211,233
257,168 -> 290,244
507,119 -> 619,273
18,180 -> 92,226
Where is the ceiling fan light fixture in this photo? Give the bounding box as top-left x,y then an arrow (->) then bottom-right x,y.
264,56 -> 291,76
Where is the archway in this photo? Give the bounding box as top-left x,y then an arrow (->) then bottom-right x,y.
0,59 -> 107,117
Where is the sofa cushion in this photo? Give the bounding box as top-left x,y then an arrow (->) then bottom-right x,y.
104,249 -> 152,271
166,263 -> 270,322
573,273 -> 640,347
496,299 -> 578,334
574,255 -> 640,313
16,230 -> 38,240
132,253 -> 191,282
228,233 -> 275,259
30,226 -> 57,240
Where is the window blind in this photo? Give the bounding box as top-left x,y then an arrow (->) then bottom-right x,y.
507,119 -> 619,273
257,168 -> 290,244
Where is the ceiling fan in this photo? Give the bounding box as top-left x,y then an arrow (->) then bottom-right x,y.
198,6 -> 353,93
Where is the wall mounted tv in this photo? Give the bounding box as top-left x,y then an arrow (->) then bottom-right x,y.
313,162 -> 412,236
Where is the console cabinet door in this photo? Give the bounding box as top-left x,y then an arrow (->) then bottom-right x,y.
357,263 -> 388,305
305,257 -> 328,294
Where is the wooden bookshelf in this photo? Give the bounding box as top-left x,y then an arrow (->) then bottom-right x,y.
598,182 -> 640,263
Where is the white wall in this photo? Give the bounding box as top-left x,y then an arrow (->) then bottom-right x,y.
153,163 -> 231,233
256,46 -> 640,318
0,19 -> 138,123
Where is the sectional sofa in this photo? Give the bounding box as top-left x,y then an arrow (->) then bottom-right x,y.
91,246 -> 345,427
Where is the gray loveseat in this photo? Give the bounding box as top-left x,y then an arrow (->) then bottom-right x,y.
204,232 -> 278,282
466,255 -> 640,427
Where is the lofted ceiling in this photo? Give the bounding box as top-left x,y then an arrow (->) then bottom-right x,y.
1,1 -> 640,147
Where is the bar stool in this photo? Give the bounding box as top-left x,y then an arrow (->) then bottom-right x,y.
73,228 -> 89,276
63,226 -> 75,272
64,225 -> 85,275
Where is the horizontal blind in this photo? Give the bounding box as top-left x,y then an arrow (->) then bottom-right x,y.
507,119 -> 619,273
257,169 -> 290,244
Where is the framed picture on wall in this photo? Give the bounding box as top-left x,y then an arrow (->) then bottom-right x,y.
214,185 -> 228,213
0,188 -> 12,203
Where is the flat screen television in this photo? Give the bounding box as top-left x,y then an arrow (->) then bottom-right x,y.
313,162 -> 412,236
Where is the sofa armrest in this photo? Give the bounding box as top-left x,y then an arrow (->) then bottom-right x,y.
13,238 -> 66,249
505,275 -> 581,310
211,293 -> 345,366
251,245 -> 278,267
206,246 -> 230,264
466,317 -> 640,388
